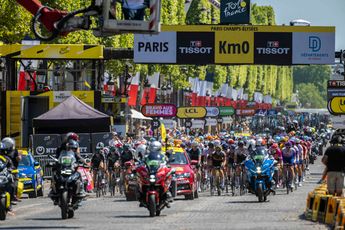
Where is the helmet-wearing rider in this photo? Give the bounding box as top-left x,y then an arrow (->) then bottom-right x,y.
210,144 -> 226,189
234,140 -> 248,164
0,137 -> 21,205
187,141 -> 201,166
120,143 -> 134,166
55,132 -> 80,159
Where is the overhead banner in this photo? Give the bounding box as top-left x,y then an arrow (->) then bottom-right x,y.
176,107 -> 207,119
220,0 -> 251,25
134,25 -> 335,65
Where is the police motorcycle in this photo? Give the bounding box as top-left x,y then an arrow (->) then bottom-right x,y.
244,147 -> 275,202
0,156 -> 14,220
48,148 -> 88,219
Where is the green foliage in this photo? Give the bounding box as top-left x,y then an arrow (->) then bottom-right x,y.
293,65 -> 331,108
0,0 -> 32,43
296,83 -> 326,108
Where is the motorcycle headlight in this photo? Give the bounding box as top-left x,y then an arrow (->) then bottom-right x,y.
256,167 -> 262,174
149,175 -> 156,183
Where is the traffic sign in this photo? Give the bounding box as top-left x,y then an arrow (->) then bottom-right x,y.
218,106 -> 235,116
206,107 -> 220,117
176,107 -> 207,119
152,119 -> 161,130
328,96 -> 345,115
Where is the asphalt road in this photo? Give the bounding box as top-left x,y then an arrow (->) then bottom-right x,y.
1,158 -> 329,230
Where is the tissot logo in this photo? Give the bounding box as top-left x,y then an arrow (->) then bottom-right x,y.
179,40 -> 212,54
177,32 -> 214,64
254,32 -> 292,65
256,40 -> 290,55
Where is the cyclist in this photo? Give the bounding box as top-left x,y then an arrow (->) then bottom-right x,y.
210,144 -> 226,190
107,146 -> 121,186
282,141 -> 297,189
91,144 -> 106,190
233,141 -> 248,188
188,141 -> 202,192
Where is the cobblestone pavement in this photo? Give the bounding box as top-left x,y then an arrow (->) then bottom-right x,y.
0,158 -> 329,230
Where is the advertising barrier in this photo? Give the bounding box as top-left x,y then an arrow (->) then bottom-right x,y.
141,104 -> 177,117
31,134 -> 61,155
176,106 -> 207,119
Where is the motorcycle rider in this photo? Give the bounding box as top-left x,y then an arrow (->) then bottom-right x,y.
210,144 -> 226,190
138,141 -> 173,207
1,137 -> 21,204
50,139 -> 87,205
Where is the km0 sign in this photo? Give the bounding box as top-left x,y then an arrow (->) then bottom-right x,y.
134,25 -> 335,65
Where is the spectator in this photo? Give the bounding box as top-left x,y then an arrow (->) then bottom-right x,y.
322,135 -> 345,196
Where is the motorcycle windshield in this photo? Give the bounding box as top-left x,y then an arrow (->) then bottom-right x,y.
58,151 -> 76,167
144,150 -> 165,173
252,147 -> 268,165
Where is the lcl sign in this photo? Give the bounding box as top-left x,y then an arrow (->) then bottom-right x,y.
176,107 -> 207,119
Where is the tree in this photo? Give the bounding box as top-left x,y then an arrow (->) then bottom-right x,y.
296,83 -> 326,108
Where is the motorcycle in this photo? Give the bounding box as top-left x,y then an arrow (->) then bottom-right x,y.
244,148 -> 275,202
136,156 -> 175,217
123,160 -> 139,201
48,151 -> 88,219
0,158 -> 12,221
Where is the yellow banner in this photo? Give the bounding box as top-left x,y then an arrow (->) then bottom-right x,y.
328,97 -> 345,114
176,107 -> 207,119
215,31 -> 254,64
161,122 -> 166,141
0,44 -> 103,59
162,25 -> 335,33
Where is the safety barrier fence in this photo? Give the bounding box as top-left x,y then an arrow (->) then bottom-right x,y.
305,183 -> 345,229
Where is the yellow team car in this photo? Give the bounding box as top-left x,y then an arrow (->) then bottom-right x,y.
18,151 -> 44,198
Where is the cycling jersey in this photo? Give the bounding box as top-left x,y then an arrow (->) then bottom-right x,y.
188,148 -> 201,161
211,151 -> 225,167
282,147 -> 296,164
234,147 -> 248,164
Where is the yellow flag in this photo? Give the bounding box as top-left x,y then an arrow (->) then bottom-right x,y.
161,122 -> 166,142
84,80 -> 91,89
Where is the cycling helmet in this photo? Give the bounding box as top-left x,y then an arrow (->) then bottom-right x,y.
215,145 -> 222,151
96,142 -> 105,150
285,141 -> 292,148
149,141 -> 162,152
228,139 -> 235,145
67,139 -> 79,149
66,132 -> 79,142
256,138 -> 264,146
238,140 -> 244,146
264,128 -> 270,133
293,120 -> 298,124
222,143 -> 229,150
208,142 -> 215,148
1,137 -> 15,151
191,141 -> 199,148
109,146 -> 117,153
214,140 -> 221,147
271,143 -> 278,149
136,144 -> 147,155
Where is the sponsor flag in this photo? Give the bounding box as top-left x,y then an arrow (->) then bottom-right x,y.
128,72 -> 140,106
140,72 -> 160,105
18,71 -> 36,91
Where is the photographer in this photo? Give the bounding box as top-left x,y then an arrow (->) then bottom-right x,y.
322,134 -> 345,196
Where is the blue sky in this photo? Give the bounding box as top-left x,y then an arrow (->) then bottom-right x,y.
252,0 -> 345,50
